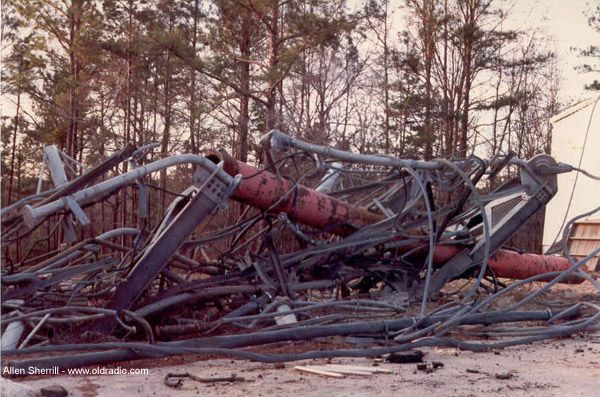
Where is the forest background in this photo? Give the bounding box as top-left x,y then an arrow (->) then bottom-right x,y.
1,0 -> 599,260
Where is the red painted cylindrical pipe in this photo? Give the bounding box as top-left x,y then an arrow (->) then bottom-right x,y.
206,150 -> 383,236
207,150 -> 582,284
486,249 -> 582,283
427,244 -> 583,284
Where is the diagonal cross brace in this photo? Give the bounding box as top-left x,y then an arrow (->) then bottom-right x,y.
93,170 -> 239,333
63,196 -> 91,226
44,145 -> 78,243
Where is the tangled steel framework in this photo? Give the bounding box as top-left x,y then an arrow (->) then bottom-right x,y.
1,130 -> 599,374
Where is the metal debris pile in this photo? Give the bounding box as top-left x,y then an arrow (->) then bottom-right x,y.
2,130 -> 599,374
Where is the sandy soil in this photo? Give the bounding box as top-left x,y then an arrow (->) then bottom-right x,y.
3,279 -> 600,396
4,333 -> 600,397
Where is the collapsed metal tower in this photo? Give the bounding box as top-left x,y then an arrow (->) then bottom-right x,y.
1,130 -> 598,373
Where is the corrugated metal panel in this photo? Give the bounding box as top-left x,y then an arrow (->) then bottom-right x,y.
567,219 -> 600,271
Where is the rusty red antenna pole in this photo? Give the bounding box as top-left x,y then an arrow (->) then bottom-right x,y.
206,150 -> 383,236
428,244 -> 582,283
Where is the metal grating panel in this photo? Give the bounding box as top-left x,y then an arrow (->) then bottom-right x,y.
491,196 -> 522,227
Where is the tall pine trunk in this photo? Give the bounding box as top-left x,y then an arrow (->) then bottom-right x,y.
238,12 -> 251,162
7,88 -> 20,206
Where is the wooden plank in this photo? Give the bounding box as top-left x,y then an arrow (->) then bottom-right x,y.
322,364 -> 393,374
308,366 -> 373,376
294,366 -> 344,378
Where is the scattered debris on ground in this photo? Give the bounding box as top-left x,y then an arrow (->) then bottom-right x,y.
4,336 -> 600,397
1,130 -> 599,395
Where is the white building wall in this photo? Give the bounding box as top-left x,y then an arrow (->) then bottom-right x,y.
543,97 -> 600,252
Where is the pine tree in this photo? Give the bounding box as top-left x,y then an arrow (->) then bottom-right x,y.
575,3 -> 600,91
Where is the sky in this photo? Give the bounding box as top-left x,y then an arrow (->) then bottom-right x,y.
507,0 -> 599,103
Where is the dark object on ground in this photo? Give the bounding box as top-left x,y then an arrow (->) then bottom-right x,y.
387,351 -> 425,364
163,372 -> 244,388
416,363 -> 428,371
40,384 -> 68,397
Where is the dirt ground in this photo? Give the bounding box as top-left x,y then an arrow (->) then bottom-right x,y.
3,333 -> 599,397
3,280 -> 600,396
